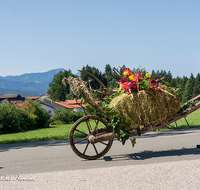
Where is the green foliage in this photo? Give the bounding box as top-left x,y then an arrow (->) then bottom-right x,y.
0,102 -> 29,133
193,73 -> 200,98
42,98 -> 51,102
47,70 -> 74,101
81,65 -> 103,90
130,138 -> 136,147
23,99 -> 50,128
178,100 -> 199,113
86,95 -> 133,145
0,100 -> 50,134
182,73 -> 195,103
53,108 -> 84,124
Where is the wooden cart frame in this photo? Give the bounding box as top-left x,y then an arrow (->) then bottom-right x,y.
68,70 -> 200,160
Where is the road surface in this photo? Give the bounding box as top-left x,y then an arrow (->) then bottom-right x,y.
1,128 -> 200,175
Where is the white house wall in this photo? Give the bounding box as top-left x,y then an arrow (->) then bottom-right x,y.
41,104 -> 54,115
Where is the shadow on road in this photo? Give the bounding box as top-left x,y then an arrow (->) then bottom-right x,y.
0,139 -> 70,153
103,147 -> 200,162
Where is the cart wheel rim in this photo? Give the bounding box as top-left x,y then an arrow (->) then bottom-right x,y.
69,115 -> 113,160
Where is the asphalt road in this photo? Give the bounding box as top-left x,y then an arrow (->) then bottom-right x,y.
1,128 -> 200,175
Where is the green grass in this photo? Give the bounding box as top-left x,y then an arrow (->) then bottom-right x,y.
0,124 -> 73,144
160,108 -> 200,130
0,108 -> 200,144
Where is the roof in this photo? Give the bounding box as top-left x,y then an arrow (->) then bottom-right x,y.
65,99 -> 81,104
54,101 -> 86,109
0,94 -> 24,99
26,96 -> 39,100
39,94 -> 50,98
41,102 -> 65,109
12,103 -> 24,108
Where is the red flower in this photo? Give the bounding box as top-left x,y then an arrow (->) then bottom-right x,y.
149,79 -> 156,83
118,79 -> 124,83
132,73 -> 141,82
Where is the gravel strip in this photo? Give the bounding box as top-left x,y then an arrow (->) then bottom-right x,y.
1,159 -> 200,190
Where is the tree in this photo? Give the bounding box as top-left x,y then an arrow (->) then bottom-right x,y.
193,73 -> 200,98
182,73 -> 195,102
47,70 -> 74,101
80,65 -> 103,90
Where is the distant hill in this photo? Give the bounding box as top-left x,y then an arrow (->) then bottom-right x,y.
0,68 -> 65,96
0,68 -> 65,83
0,88 -> 44,98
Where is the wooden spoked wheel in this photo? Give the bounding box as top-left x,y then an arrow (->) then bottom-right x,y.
69,115 -> 113,160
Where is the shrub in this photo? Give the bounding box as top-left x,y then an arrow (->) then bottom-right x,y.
0,102 -> 31,133
22,99 -> 51,128
0,100 -> 50,134
53,108 -> 84,124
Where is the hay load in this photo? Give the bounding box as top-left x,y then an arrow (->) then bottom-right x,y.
110,86 -> 180,129
109,68 -> 180,130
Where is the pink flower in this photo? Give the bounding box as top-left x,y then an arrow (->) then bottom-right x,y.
157,76 -> 160,79
149,79 -> 156,83
124,76 -> 127,81
123,68 -> 131,76
151,83 -> 158,88
118,79 -> 124,83
132,73 -> 141,82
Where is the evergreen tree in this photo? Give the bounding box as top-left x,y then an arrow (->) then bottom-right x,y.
193,73 -> 200,98
165,71 -> 172,84
81,65 -> 103,90
151,70 -> 156,79
182,73 -> 195,102
47,70 -> 74,101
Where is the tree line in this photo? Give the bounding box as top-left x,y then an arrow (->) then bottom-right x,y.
47,64 -> 200,103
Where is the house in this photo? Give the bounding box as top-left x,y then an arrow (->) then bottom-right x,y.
40,101 -> 65,115
26,96 -> 39,101
54,99 -> 85,112
38,94 -> 51,101
0,94 -> 25,103
26,94 -> 51,101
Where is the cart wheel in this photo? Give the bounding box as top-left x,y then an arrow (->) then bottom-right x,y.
69,115 -> 113,160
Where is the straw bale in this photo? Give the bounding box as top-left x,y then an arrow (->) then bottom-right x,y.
109,86 -> 180,129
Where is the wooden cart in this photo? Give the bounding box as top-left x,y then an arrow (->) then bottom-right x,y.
68,71 -> 200,160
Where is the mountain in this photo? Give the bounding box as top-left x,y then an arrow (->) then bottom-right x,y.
0,68 -> 65,83
0,68 -> 65,96
0,88 -> 43,97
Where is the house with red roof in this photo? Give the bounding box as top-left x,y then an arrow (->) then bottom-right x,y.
40,101 -> 65,115
54,99 -> 85,112
40,99 -> 85,115
26,94 -> 51,101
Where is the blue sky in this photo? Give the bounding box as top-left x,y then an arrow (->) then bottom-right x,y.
0,0 -> 199,77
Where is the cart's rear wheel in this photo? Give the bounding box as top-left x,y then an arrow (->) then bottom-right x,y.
69,115 -> 113,160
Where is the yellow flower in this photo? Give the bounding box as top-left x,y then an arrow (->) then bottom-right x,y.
123,71 -> 129,76
119,84 -> 123,91
123,68 -> 131,76
145,73 -> 151,78
128,74 -> 134,80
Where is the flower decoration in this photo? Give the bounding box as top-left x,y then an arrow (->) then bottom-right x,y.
117,67 -> 164,94
145,73 -> 151,78
123,68 -> 131,76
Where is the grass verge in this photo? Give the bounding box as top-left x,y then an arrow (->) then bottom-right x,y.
0,109 -> 199,144
0,124 -> 73,144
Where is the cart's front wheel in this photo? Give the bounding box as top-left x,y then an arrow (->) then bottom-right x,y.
69,115 -> 113,160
